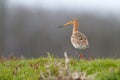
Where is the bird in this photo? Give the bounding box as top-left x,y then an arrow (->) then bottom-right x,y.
58,18 -> 89,59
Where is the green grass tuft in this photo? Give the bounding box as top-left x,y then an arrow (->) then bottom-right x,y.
0,54 -> 120,80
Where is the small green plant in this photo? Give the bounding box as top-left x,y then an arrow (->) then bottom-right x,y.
0,53 -> 120,80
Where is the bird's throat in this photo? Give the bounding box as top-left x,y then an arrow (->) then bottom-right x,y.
73,22 -> 79,33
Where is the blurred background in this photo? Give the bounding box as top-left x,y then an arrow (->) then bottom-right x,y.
0,0 -> 120,58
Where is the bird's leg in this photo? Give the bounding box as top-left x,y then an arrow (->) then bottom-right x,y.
75,49 -> 80,59
79,53 -> 84,59
75,49 -> 84,59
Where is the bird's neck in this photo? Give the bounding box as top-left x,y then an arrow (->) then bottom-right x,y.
72,22 -> 79,33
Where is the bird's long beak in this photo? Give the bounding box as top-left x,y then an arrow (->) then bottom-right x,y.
64,21 -> 73,26
57,26 -> 64,28
57,20 -> 72,28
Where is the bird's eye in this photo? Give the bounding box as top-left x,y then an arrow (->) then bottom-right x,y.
71,19 -> 75,22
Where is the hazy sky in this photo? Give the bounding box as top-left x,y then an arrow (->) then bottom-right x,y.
8,0 -> 120,12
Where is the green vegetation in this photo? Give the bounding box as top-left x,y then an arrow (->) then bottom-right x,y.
0,53 -> 120,80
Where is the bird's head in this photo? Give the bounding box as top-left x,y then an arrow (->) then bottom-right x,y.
58,18 -> 79,28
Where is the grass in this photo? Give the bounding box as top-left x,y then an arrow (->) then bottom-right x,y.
0,53 -> 120,80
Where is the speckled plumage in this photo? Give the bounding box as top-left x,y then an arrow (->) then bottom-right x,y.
71,31 -> 89,50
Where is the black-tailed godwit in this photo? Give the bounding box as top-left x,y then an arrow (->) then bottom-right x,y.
58,18 -> 89,59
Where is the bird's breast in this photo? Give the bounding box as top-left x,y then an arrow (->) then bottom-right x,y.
71,32 -> 89,50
